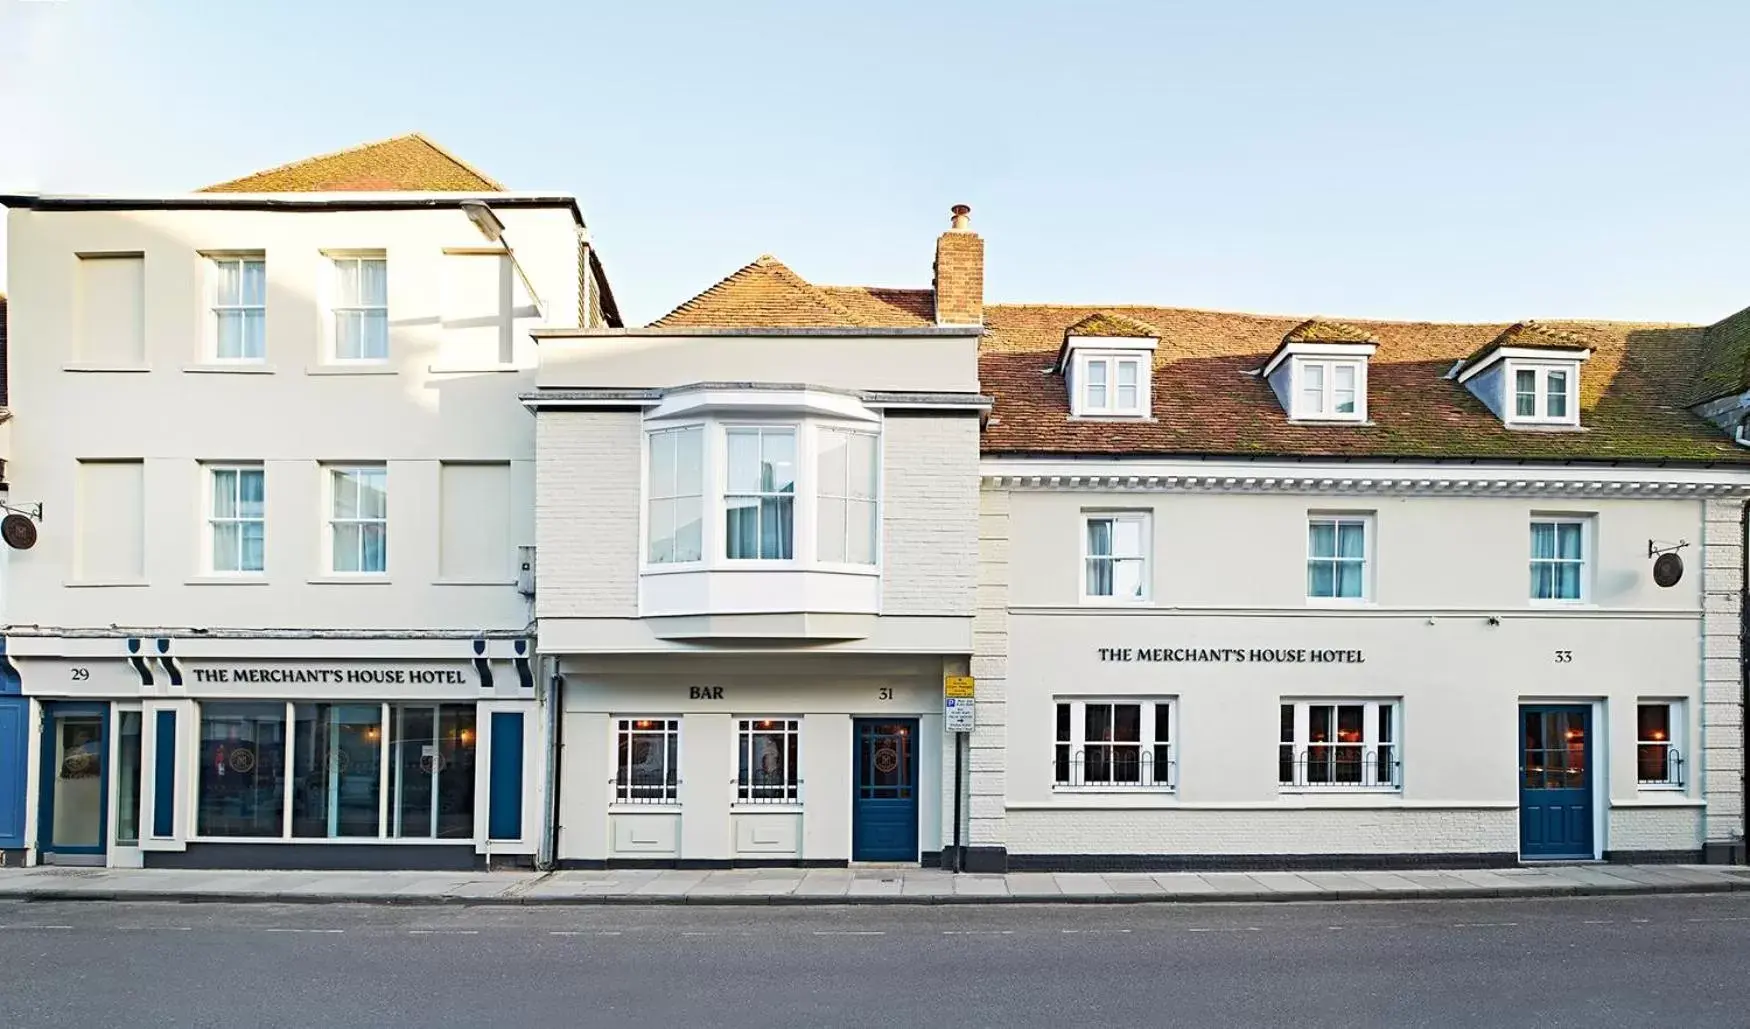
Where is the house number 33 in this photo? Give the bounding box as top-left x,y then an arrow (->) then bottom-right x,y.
1554,651 -> 1573,663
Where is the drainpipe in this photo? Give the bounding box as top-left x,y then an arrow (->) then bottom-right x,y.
536,656 -> 563,870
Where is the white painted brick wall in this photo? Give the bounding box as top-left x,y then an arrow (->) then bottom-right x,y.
882,415 -> 980,617
1701,497 -> 1745,844
534,411 -> 641,618
1006,808 -> 1518,856
1607,807 -> 1704,853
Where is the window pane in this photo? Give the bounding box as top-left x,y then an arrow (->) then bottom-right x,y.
1303,363 -> 1325,389
1113,704 -> 1141,742
1308,706 -> 1332,744
332,523 -> 362,572
1086,557 -> 1113,597
1085,360 -> 1107,408
1334,388 -> 1356,414
1335,560 -> 1363,598
1531,562 -> 1554,599
726,496 -> 759,559
390,705 -> 475,839
1112,558 -> 1145,600
848,434 -> 878,500
292,703 -> 383,838
332,471 -> 359,519
241,310 -> 265,358
238,469 -> 264,518
1086,518 -> 1113,557
1117,382 -> 1139,410
1555,522 -> 1582,560
241,259 -> 266,306
1333,364 -> 1356,390
360,524 -> 388,573
1112,517 -> 1144,558
673,496 -> 703,563
846,499 -> 877,564
1337,522 -> 1364,559
116,711 -> 143,846
216,311 -> 245,358
1308,521 -> 1335,559
1637,703 -> 1670,742
1056,703 -> 1071,742
335,311 -> 362,359
1530,522 -> 1555,559
1085,703 -> 1112,742
1280,704 -> 1294,743
361,311 -> 388,358
1308,560 -> 1335,597
1547,370 -> 1568,418
212,523 -> 241,572
212,470 -> 238,518
649,432 -> 676,498
1154,704 -> 1171,743
334,258 -> 360,305
241,521 -> 264,572
197,702 -> 286,838
215,259 -> 241,305
762,430 -> 796,494
358,258 -> 387,305
818,430 -> 848,495
818,496 -> 847,563
727,430 -> 760,492
675,427 -> 703,495
1553,562 -> 1580,599
1336,705 -> 1363,742
647,498 -> 675,563
761,496 -> 794,558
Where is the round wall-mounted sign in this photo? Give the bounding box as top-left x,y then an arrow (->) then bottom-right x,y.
1,514 -> 37,551
1652,552 -> 1684,588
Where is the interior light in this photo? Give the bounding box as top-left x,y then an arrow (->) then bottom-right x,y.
364,727 -> 379,741
459,729 -> 474,746
1649,730 -> 1665,741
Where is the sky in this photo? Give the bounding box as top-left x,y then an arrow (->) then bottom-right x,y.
3,0 -> 1749,326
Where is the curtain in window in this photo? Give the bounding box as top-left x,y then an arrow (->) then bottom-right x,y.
1085,518 -> 1114,596
1530,522 -> 1582,599
725,429 -> 794,560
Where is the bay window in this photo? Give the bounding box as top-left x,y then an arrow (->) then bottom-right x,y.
817,430 -> 878,565
647,426 -> 704,564
1280,699 -> 1400,790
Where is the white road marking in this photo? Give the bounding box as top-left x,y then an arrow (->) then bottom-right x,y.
263,928 -> 344,934
408,929 -> 479,935
942,930 -> 1015,935
812,930 -> 885,936
1185,927 -> 1260,934
1451,922 -> 1518,928
0,925 -> 73,931
1583,920 -> 1613,925
1684,916 -> 1750,923
551,930 -> 623,936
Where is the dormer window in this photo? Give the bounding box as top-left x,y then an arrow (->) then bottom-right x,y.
1453,322 -> 1590,429
1056,311 -> 1160,419
1262,321 -> 1378,423
1077,353 -> 1147,416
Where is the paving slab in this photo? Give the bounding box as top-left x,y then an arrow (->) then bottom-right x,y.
1197,872 -> 1267,896
1297,871 -> 1378,894
1102,874 -> 1165,895
1006,873 -> 1061,897
1053,873 -> 1115,896
952,875 -> 1010,897
1152,873 -> 1220,895
1246,872 -> 1327,895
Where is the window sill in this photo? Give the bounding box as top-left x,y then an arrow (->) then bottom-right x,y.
1529,600 -> 1595,609
427,363 -> 522,374
1068,414 -> 1155,422
432,579 -> 516,587
185,576 -> 270,586
63,362 -> 151,373
1278,787 -> 1402,797
186,836 -> 476,846
183,363 -> 276,375
307,575 -> 392,585
609,804 -> 682,813
1305,597 -> 1374,607
640,562 -> 880,577
1078,597 -> 1153,607
62,578 -> 150,588
1051,786 -> 1176,796
1505,421 -> 1586,433
731,803 -> 804,813
1615,793 -> 1702,807
306,364 -> 397,376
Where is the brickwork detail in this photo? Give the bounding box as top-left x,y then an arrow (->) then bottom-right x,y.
881,416 -> 980,616
932,229 -> 984,326
1702,498 -> 1745,845
534,411 -> 642,618
966,487 -> 1010,847
1608,806 -> 1704,853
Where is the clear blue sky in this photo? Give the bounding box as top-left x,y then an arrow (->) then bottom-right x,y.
4,0 -> 1749,326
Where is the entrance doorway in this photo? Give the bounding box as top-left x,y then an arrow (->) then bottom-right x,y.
1519,704 -> 1595,860
851,718 -> 919,862
37,702 -> 109,864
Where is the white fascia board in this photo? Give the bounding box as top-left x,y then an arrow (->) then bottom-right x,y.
979,455 -> 1750,488
1456,345 -> 1591,384
646,387 -> 879,423
1057,335 -> 1159,372
1260,340 -> 1379,378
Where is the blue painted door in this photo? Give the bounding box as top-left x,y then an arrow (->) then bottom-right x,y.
1519,705 -> 1594,860
852,719 -> 918,862
37,702 -> 109,858
0,698 -> 27,849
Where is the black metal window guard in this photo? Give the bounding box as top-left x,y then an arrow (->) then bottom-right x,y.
1279,747 -> 1400,789
612,779 -> 680,804
1054,748 -> 1173,789
1636,745 -> 1684,787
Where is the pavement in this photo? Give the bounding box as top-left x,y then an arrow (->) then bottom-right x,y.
1,861 -> 1749,906
5,893 -> 1750,1027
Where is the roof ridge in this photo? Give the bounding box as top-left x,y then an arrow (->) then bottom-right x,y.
197,132 -> 504,193
1283,318 -> 1380,344
1066,310 -> 1160,337
651,255 -> 868,328
404,133 -> 507,191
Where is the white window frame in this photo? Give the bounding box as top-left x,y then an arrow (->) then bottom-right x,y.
1074,352 -> 1149,418
1280,699 -> 1400,792
645,424 -> 706,567
206,255 -> 267,362
722,424 -> 799,562
1506,360 -> 1579,426
1081,511 -> 1150,604
1529,515 -> 1590,604
1292,357 -> 1367,422
815,428 -> 880,567
614,717 -> 680,804
325,464 -> 388,576
1053,698 -> 1174,791
327,253 -> 389,363
735,718 -> 800,804
1306,513 -> 1371,602
1635,699 -> 1684,790
205,464 -> 265,575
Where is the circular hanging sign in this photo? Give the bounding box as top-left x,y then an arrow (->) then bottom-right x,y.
1652,552 -> 1684,588
873,745 -> 900,774
1,514 -> 38,551
228,747 -> 257,774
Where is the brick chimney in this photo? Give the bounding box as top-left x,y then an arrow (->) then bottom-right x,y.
933,204 -> 983,326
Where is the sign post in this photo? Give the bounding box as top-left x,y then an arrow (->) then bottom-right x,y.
943,675 -> 975,872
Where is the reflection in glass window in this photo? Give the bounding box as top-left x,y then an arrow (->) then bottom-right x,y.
1307,517 -> 1367,599
332,256 -> 388,360
330,466 -> 387,574
737,718 -> 799,803
725,428 -> 795,560
210,466 -> 265,573
212,256 -> 266,360
389,703 -> 476,838
817,430 -> 878,565
197,702 -> 287,837
616,718 -> 679,803
1530,519 -> 1585,600
292,703 -> 383,838
1084,513 -> 1148,600
115,711 -> 144,846
646,426 -> 704,564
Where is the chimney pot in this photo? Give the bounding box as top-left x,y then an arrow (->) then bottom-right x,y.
934,204 -> 984,325
950,204 -> 972,230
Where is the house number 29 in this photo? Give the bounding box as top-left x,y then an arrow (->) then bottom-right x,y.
1554,651 -> 1573,663
69,668 -> 90,681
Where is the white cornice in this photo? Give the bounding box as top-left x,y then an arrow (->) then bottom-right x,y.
981,458 -> 1750,498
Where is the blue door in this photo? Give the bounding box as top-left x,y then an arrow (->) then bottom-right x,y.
0,698 -> 26,850
852,719 -> 919,862
37,702 -> 109,859
1519,705 -> 1594,860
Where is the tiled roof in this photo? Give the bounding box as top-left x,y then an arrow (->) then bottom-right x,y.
1065,311 -> 1160,338
199,134 -> 505,193
1453,320 -> 1597,377
645,257 -> 1750,464
1698,304 -> 1750,403
1282,318 -> 1378,344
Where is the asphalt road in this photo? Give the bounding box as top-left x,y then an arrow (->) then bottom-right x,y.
2,893 -> 1748,1028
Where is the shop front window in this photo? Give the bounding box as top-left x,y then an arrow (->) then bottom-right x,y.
197,702 -> 287,838
116,711 -> 144,846
292,703 -> 383,838
390,704 -> 477,838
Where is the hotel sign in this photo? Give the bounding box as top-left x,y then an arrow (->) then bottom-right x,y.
1097,647 -> 1365,664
